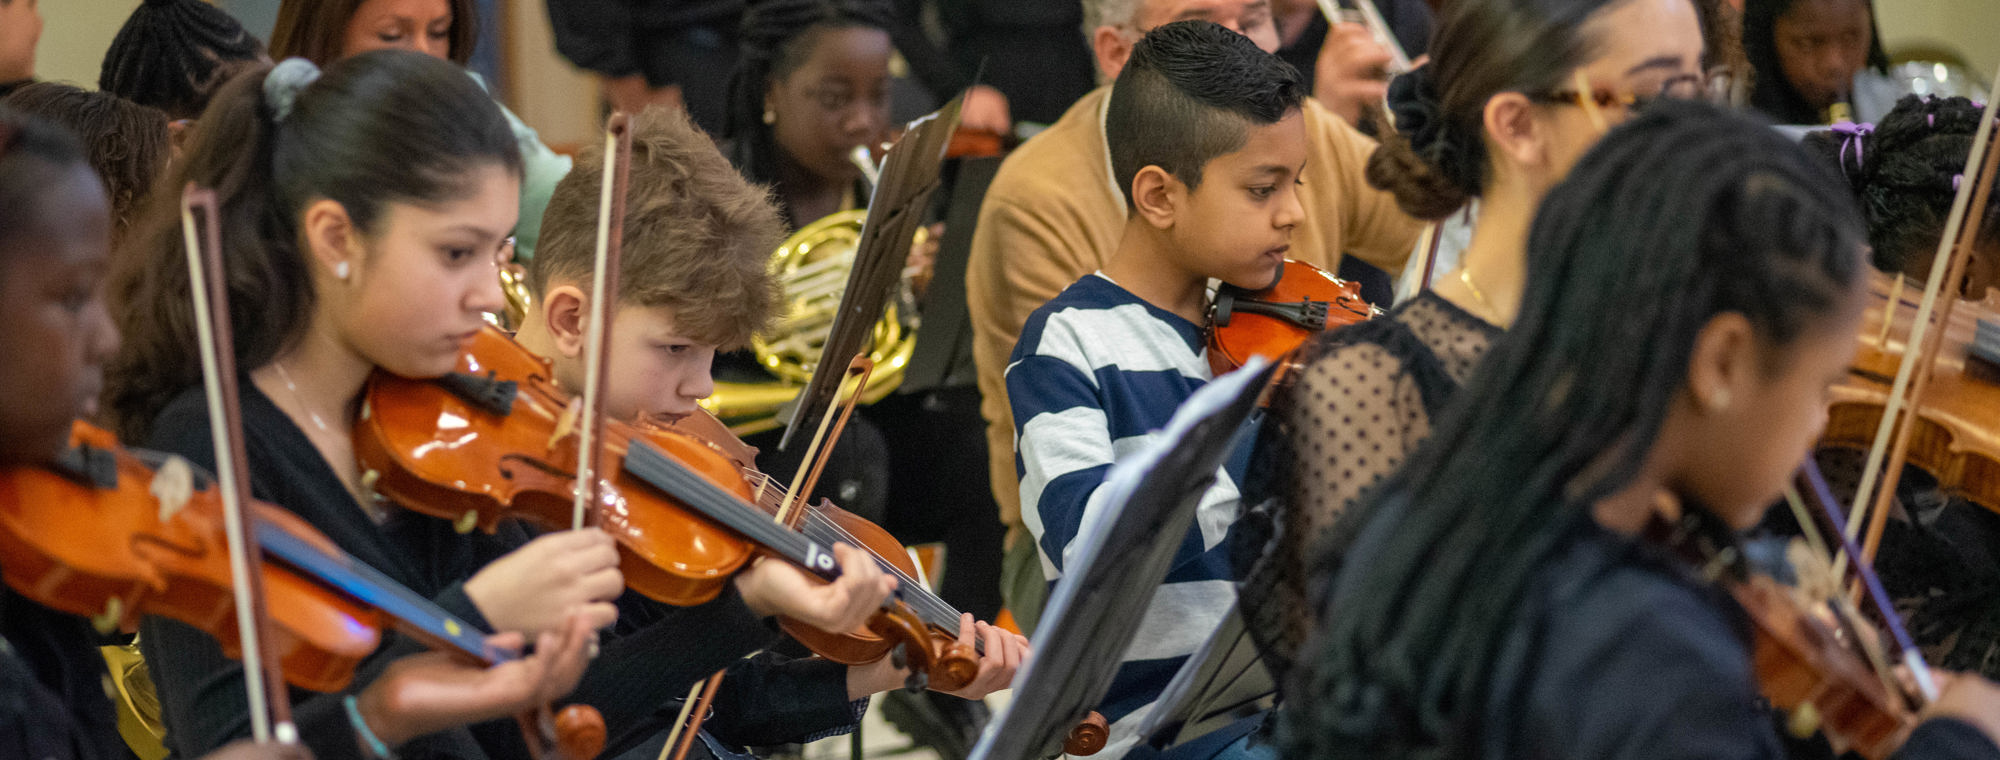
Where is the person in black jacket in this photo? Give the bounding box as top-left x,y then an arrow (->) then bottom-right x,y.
1283,99 -> 2000,760
102,51 -> 895,760
547,0 -> 1013,137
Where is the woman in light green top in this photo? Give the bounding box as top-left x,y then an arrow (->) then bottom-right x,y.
268,0 -> 572,260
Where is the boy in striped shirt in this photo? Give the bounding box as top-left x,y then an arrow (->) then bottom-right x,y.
1005,20 -> 1307,760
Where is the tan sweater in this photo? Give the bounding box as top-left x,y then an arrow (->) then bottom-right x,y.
968,86 -> 1425,528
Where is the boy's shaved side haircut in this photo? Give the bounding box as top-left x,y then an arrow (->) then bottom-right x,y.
531,106 -> 785,349
1105,20 -> 1306,209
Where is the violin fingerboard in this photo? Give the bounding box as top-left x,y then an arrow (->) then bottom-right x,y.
259,526 -> 515,663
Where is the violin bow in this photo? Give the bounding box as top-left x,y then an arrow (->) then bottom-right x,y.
181,184 -> 297,743
1837,61 -> 2000,576
573,113 -> 634,531
1791,461 -> 1939,704
656,359 -> 879,760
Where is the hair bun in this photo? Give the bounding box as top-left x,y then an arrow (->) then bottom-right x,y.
1387,66 -> 1445,157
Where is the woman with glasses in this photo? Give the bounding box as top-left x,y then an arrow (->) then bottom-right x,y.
1233,0 -> 1705,686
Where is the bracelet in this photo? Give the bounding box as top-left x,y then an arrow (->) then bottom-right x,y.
343,694 -> 398,760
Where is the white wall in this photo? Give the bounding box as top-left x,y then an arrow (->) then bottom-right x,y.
1876,0 -> 2000,81
35,0 -> 141,88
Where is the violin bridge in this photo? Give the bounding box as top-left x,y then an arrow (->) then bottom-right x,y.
151,456 -> 195,525
550,397 -> 581,452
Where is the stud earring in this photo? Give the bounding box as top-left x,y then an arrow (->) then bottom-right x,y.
335,261 -> 349,280
762,109 -> 776,125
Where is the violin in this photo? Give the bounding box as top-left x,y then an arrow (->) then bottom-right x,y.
352,326 -> 970,684
1206,259 -> 1377,376
0,422 -> 607,758
660,406 -> 1112,755
176,182 -> 604,757
1648,463 -> 1926,759
1823,272 -> 2000,512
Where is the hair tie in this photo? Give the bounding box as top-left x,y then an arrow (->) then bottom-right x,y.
263,57 -> 322,123
1830,120 -> 1874,180
1954,174 -> 1964,191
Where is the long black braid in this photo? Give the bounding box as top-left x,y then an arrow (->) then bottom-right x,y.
99,0 -> 265,121
1803,94 -> 2000,276
724,0 -> 896,187
1280,99 -> 1866,760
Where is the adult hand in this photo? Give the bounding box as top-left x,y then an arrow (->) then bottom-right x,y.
960,85 -> 1013,137
1314,22 -> 1395,127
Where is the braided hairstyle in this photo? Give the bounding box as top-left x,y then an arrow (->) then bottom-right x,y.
1366,0 -> 1659,220
724,0 -> 896,188
1282,99 -> 1865,760
1802,94 -> 2000,277
99,0 -> 265,121
3,83 -> 169,243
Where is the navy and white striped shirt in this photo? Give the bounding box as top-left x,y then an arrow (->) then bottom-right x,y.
1007,273 -> 1256,757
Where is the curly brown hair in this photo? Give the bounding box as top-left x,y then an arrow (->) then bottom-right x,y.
529,107 -> 784,350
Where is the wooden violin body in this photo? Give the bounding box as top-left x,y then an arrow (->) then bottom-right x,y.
0,422 -> 379,692
663,409 -> 1111,754
1733,575 -> 1913,758
1823,273 -> 2000,511
1206,259 -> 1376,376
355,327 -> 969,685
357,326 -> 760,606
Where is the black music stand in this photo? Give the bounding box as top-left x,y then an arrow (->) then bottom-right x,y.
965,357 -> 1278,760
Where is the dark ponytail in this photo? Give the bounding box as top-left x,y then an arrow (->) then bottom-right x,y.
1284,99 -> 1865,759
1366,0 -> 1639,220
724,0 -> 896,186
105,51 -> 521,441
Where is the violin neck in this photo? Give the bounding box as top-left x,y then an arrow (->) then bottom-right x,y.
622,440 -> 844,580
259,524 -> 515,664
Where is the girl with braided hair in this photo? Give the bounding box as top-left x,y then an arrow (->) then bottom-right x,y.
1805,94 -> 2000,297
1283,97 -> 2000,760
1235,0 -> 1705,686
99,0 -> 267,123
2,82 -> 171,246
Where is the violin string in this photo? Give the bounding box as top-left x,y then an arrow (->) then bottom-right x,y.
743,466 -> 965,626
798,513 -> 962,627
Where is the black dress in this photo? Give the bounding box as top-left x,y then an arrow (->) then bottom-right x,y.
1237,290 -> 1501,681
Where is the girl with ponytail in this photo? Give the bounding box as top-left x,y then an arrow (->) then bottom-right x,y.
1285,97 -> 2000,760
0,94 -> 590,760
107,50 -> 891,759
1235,0 -> 1705,684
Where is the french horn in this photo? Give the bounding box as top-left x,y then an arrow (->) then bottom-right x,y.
704,209 -> 926,435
